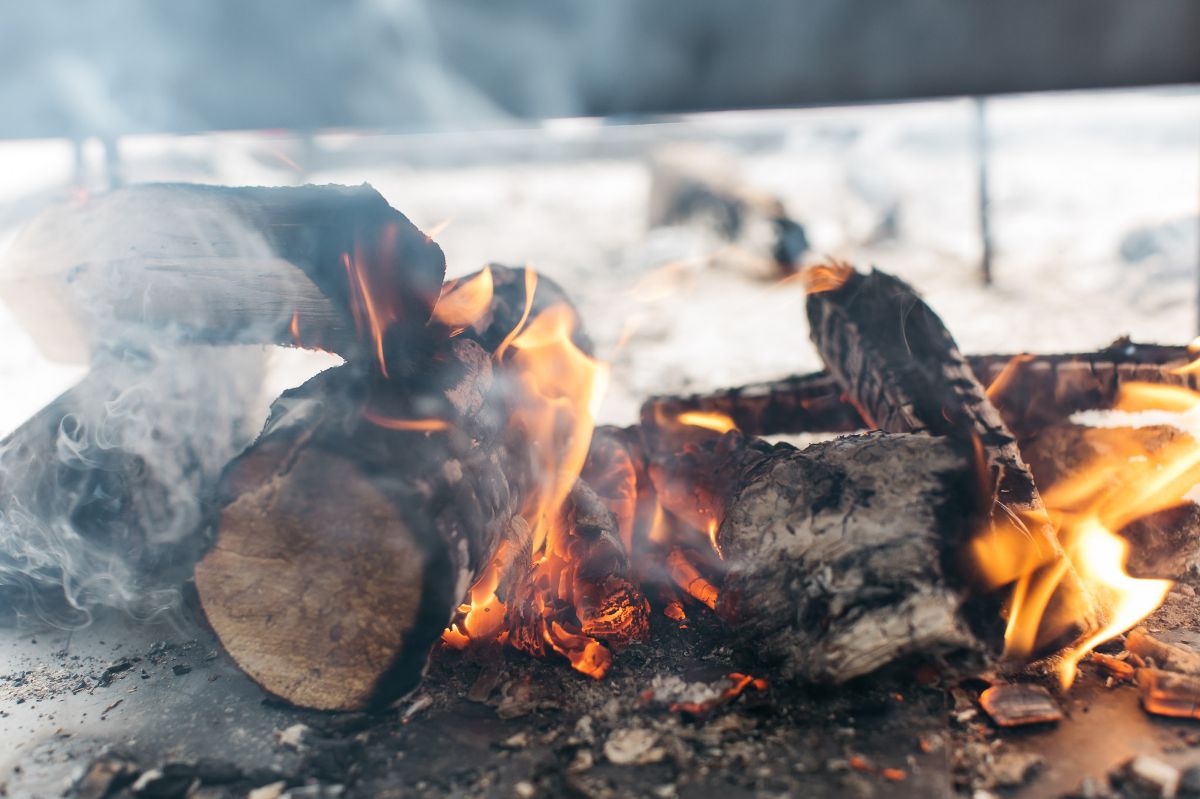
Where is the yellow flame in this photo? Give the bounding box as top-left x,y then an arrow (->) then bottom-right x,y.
676,410 -> 738,434
971,382 -> 1200,687
432,266 -> 494,329
508,304 -> 610,553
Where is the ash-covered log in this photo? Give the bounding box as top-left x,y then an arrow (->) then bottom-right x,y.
804,264 -> 1100,657
0,183 -> 446,366
643,340 -> 1193,440
640,422 -> 991,682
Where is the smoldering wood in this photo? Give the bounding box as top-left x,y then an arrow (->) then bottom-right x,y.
0,183 -> 446,366
0,347 -> 267,625
643,339 -> 1192,439
805,265 -> 1098,655
1020,423 -> 1200,579
642,425 -> 993,683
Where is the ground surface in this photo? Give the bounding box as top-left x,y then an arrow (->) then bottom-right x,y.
5,590 -> 1200,798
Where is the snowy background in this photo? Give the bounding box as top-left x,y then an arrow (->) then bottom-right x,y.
0,87 -> 1197,432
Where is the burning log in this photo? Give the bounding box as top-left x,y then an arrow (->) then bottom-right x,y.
642,340 -> 1193,440
195,261 -> 646,707
0,183 -> 446,365
803,263 -> 1099,658
641,421 -> 991,683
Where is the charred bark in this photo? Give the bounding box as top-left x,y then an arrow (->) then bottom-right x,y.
642,426 -> 991,682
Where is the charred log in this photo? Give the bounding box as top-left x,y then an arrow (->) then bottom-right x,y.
804,264 -> 1099,656
643,339 -> 1192,439
0,183 -> 446,368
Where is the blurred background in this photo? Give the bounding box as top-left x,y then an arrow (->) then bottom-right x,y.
0,0 -> 1197,428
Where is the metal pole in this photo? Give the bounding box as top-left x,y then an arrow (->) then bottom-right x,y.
975,97 -> 994,285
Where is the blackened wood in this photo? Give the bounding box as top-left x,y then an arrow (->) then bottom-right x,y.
0,183 -> 446,368
642,339 -> 1192,439
643,426 -> 993,683
805,266 -> 1099,655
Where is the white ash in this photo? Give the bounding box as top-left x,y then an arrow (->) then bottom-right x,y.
644,673 -> 729,707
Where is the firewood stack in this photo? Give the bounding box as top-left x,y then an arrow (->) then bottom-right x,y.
5,182 -> 1197,713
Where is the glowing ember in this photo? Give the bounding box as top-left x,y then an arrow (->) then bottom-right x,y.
666,547 -> 719,610
971,379 -> 1199,687
361,411 -> 449,432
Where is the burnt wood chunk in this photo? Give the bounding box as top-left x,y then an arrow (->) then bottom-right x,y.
0,183 -> 446,366
1138,668 -> 1200,719
805,265 -> 1098,657
978,683 -> 1063,727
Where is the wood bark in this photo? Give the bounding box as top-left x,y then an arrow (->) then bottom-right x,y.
643,340 -> 1192,439
641,425 -> 991,683
194,266 -> 565,710
0,183 -> 446,366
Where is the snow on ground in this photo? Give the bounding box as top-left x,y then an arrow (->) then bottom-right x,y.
0,87 -> 1197,432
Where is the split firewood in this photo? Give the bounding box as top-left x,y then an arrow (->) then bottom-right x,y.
643,339 -> 1193,440
0,183 -> 446,365
639,423 -> 991,683
804,263 -> 1100,657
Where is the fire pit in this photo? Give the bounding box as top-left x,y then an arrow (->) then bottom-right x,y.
1,95 -> 1199,799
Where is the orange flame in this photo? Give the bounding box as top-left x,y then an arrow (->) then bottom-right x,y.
432,267 -> 495,329
985,353 -> 1035,401
443,289 -> 613,677
341,224 -> 405,379
799,261 -> 854,294
676,411 -> 737,434
507,304 -> 609,554
971,384 -> 1198,687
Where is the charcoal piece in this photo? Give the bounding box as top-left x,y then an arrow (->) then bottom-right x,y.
1138,668 -> 1200,719
978,683 -> 1063,727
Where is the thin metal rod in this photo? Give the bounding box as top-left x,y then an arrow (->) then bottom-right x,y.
975,96 -> 994,286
